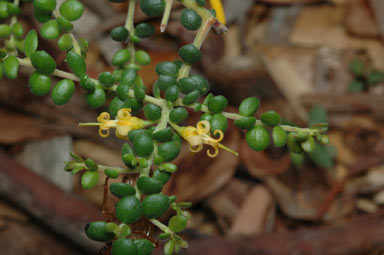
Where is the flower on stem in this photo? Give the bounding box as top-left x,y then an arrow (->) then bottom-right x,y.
81,108 -> 145,139
180,120 -> 237,158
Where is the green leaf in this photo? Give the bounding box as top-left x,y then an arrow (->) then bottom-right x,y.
81,170 -> 99,189
158,232 -> 171,239
24,29 -> 39,57
71,165 -> 84,175
290,151 -> 305,169
70,152 -> 83,162
105,222 -> 118,233
176,202 -> 192,209
347,80 -> 364,93
310,123 -> 328,134
64,160 -> 77,171
349,59 -> 365,77
368,70 -> 384,85
168,215 -> 187,233
308,145 -> 336,169
308,105 -> 328,127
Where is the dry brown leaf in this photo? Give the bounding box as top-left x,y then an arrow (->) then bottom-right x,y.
229,185 -> 275,236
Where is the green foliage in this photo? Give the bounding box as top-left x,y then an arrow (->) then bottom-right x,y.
58,34 -> 73,51
59,0 -> 84,21
239,97 -> 260,117
30,50 -> 56,75
66,51 -> 86,77
137,176 -> 163,195
111,26 -> 129,41
246,126 -> 270,151
260,111 -> 281,127
81,170 -> 99,189
210,113 -> 227,133
51,79 -> 75,105
135,23 -> 155,38
85,221 -> 115,242
112,238 -> 138,255
115,196 -> 143,224
272,126 -> 287,148
208,95 -> 228,113
3,56 -> 19,79
142,193 -> 170,218
134,239 -> 155,255
169,107 -> 188,124
4,1 -> 331,254
40,20 -> 60,40
179,44 -> 201,64
0,24 -> 11,38
112,49 -> 131,66
34,0 -> 57,13
28,71 -> 51,96
181,9 -> 202,31
140,0 -> 165,17
110,183 -> 136,198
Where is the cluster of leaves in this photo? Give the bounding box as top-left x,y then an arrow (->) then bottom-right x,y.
0,0 -> 330,254
348,58 -> 384,93
290,106 -> 336,170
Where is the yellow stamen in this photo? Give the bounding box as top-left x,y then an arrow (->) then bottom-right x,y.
209,0 -> 226,25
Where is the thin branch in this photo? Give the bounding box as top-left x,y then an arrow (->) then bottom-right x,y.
17,58 -> 80,81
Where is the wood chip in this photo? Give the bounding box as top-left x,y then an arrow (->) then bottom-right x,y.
229,185 -> 274,236
345,0 -> 379,38
15,136 -> 73,192
204,179 -> 251,231
356,198 -> 378,213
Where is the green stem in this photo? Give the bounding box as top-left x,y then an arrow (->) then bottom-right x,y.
17,57 -> 80,81
125,0 -> 136,63
155,104 -> 172,132
98,164 -> 139,174
179,0 -> 217,21
193,18 -> 213,49
125,0 -> 136,32
160,0 -> 174,33
69,33 -> 81,55
279,125 -> 319,135
53,10 -> 81,55
150,219 -> 173,234
7,0 -> 19,55
217,143 -> 238,156
177,19 -> 214,80
173,99 -> 320,134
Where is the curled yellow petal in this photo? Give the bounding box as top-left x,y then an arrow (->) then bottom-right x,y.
197,120 -> 210,135
210,129 -> 224,143
97,112 -> 111,123
207,145 -> 219,158
190,144 -> 203,153
117,108 -> 132,120
99,128 -> 110,138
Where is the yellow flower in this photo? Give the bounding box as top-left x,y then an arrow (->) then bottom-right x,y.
180,120 -> 237,158
95,108 -> 144,139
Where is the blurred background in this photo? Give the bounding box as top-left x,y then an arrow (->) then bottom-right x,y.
1,0 -> 384,254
